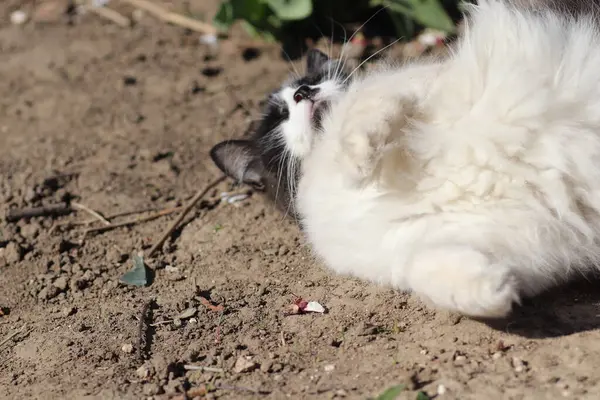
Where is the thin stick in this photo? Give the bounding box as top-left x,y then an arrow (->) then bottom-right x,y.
138,300 -> 153,362
87,3 -> 131,27
149,320 -> 173,327
183,365 -> 224,373
147,176 -> 226,257
83,206 -> 184,235
0,325 -> 29,349
6,203 -> 72,223
71,202 -> 111,226
50,207 -> 162,233
118,0 -> 217,34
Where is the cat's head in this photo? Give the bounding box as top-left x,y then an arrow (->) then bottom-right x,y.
210,48 -> 350,215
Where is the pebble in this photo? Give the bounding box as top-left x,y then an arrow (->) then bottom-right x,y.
136,364 -> 151,378
233,356 -> 258,373
260,361 -> 273,373
176,307 -> 197,320
271,363 -> 283,373
122,343 -> 134,354
324,364 -> 335,372
492,352 -> 502,360
38,285 -> 59,301
4,242 -> 23,264
454,355 -> 467,366
20,223 -> 39,239
512,357 -> 526,373
53,276 -> 69,291
62,306 -> 76,317
142,383 -> 161,396
437,384 -> 447,395
10,10 -> 28,25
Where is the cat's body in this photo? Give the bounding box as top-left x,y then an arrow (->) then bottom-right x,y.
296,0 -> 600,318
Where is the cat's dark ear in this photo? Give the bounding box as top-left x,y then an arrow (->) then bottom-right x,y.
306,48 -> 329,75
209,140 -> 266,191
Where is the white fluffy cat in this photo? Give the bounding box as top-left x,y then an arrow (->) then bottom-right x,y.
296,0 -> 600,318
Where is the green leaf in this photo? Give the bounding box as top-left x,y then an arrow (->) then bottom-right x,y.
264,0 -> 312,20
383,0 -> 456,33
120,254 -> 148,287
375,384 -> 406,400
416,391 -> 430,400
213,1 -> 235,32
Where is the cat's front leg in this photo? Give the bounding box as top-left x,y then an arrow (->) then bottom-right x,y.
405,245 -> 520,318
335,96 -> 418,185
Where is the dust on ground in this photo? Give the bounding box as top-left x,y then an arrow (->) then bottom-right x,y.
1,2 -> 600,399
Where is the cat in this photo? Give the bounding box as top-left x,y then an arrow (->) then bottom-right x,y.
210,48 -> 351,217
295,0 -> 600,319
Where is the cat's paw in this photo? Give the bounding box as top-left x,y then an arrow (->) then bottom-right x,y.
408,247 -> 520,318
337,123 -> 390,183
451,267 -> 520,318
334,96 -> 417,185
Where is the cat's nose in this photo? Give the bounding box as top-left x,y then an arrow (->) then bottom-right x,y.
294,85 -> 319,103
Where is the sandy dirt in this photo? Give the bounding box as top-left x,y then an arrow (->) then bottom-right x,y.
2,1 -> 600,399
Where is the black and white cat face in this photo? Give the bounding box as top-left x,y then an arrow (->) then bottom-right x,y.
210,49 -> 350,216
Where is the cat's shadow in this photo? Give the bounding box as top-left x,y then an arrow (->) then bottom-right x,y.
482,278 -> 600,338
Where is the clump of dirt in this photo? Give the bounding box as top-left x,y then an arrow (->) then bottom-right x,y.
2,1 -> 600,400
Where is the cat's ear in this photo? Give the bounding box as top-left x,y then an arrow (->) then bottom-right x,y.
306,48 -> 329,75
209,140 -> 266,191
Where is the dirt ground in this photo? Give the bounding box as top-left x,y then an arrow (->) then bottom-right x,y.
2,2 -> 600,400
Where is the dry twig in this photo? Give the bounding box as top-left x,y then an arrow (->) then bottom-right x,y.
0,325 -> 30,349
83,206 -> 184,235
138,300 -> 153,362
118,0 -> 217,34
6,203 -> 72,223
71,202 -> 111,226
183,365 -> 224,373
86,2 -> 131,27
147,176 -> 226,257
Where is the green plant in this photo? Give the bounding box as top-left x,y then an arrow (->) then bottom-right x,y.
213,0 -> 462,43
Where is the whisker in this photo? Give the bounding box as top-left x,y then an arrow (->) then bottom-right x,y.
342,37 -> 403,85
337,5 -> 390,81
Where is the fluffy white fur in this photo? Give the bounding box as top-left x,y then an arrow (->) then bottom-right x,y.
278,80 -> 346,158
296,0 -> 600,318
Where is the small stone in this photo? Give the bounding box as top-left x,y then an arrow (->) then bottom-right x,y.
3,242 -> 23,264
122,343 -> 134,354
233,356 -> 258,373
136,364 -> 151,378
512,357 -> 527,373
62,306 -> 76,317
173,318 -> 182,328
454,355 -> 467,366
278,246 -> 289,256
262,248 -> 277,256
20,223 -> 39,239
260,361 -> 272,373
142,383 -> 161,396
38,285 -> 59,301
166,272 -> 185,281
271,363 -> 283,373
492,352 -> 502,360
10,10 -> 28,25
165,265 -> 179,273
324,364 -> 335,372
53,276 -> 69,291
437,384 -> 447,395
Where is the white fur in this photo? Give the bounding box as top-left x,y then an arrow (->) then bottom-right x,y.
296,0 -> 600,318
278,80 -> 345,158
